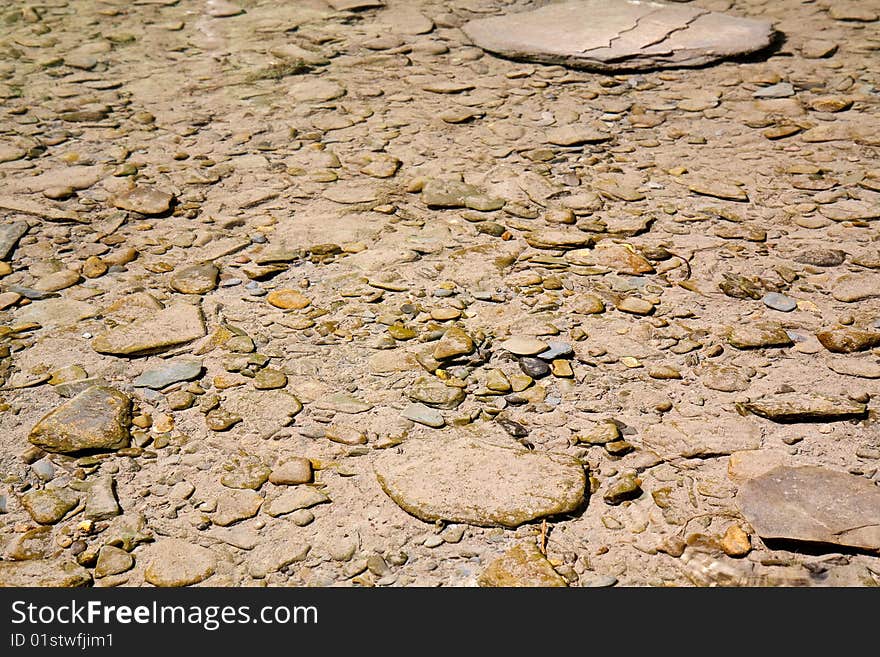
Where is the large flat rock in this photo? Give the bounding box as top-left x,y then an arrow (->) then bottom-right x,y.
374,431 -> 586,528
29,385 -> 131,453
639,416 -> 762,458
91,302 -> 206,356
0,559 -> 92,587
737,466 -> 880,552
461,0 -> 775,72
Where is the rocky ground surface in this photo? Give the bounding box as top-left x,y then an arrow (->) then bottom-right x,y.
0,0 -> 879,588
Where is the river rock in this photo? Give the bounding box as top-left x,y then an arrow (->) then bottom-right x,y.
461,0 -> 775,72
737,466 -> 880,552
407,376 -> 466,409
817,329 -> 880,353
29,386 -> 131,453
94,545 -> 135,577
0,221 -> 28,259
498,336 -> 548,356
15,299 -> 97,329
212,489 -> 263,526
727,323 -> 793,349
111,185 -> 174,215
401,402 -> 445,428
247,535 -> 310,578
84,475 -> 121,520
433,326 -> 474,360
269,458 -> 313,485
831,274 -> 880,303
737,393 -> 867,422
143,539 -> 216,587
826,358 -> 880,379
374,431 -> 586,528
133,360 -> 203,389
20,488 -> 79,524
265,487 -> 329,517
0,559 -> 91,587
91,303 -> 206,356
170,263 -> 219,294
478,543 -> 568,587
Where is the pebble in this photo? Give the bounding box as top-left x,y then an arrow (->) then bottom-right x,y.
498,336 -> 548,356
269,458 -> 313,485
265,487 -> 329,517
253,368 -> 288,389
170,263 -> 219,294
616,297 -> 654,315
401,402 -> 445,428
762,292 -> 797,312
267,289 -> 311,309
94,545 -> 134,578
111,186 -> 174,215
433,327 -> 475,360
519,357 -> 551,378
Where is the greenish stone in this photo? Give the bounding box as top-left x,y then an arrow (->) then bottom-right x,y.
253,368 -> 287,389
478,543 -> 567,587
727,323 -> 793,349
0,559 -> 92,587
20,488 -> 79,524
604,473 -> 642,505
94,545 -> 134,578
407,376 -> 467,409
220,459 -> 271,490
28,386 -> 131,453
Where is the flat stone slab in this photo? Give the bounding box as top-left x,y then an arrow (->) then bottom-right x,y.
639,416 -> 762,458
737,393 -> 867,422
461,0 -> 775,72
143,538 -> 217,587
374,432 -> 586,528
133,359 -> 204,389
0,558 -> 92,587
91,302 -> 206,356
737,466 -> 880,552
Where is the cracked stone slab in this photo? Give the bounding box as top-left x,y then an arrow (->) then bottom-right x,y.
461,0 -> 775,72
737,466 -> 880,552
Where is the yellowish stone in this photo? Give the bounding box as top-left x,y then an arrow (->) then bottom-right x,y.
267,289 -> 311,310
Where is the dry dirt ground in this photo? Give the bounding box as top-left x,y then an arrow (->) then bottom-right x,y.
0,0 -> 878,588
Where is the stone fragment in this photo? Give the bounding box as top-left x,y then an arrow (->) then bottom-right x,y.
133,360 -> 203,389
737,466 -> 880,552
478,543 -> 567,587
